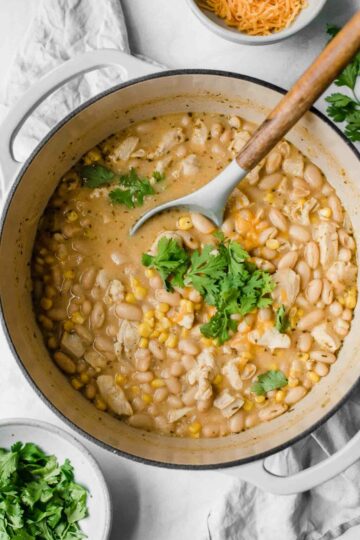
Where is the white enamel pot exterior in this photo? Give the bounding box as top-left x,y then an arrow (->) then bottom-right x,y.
1,50 -> 360,495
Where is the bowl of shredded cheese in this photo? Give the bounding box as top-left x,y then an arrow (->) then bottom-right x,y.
186,0 -> 328,44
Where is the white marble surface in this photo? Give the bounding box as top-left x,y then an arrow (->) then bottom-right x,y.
0,1 -> 359,539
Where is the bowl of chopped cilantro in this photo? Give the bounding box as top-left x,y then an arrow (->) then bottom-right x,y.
0,419 -> 111,540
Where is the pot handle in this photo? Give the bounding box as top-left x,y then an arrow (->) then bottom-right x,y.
0,49 -> 162,196
223,428 -> 360,495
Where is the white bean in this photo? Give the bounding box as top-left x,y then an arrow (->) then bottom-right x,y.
342,308 -> 352,321
339,229 -> 355,250
258,226 -> 277,245
134,371 -> 154,383
166,377 -> 181,394
135,349 -> 151,372
155,289 -> 180,307
90,301 -> 105,329
306,279 -> 322,304
154,387 -> 168,403
315,362 -> 329,377
265,152 -> 282,175
338,248 -> 351,262
334,318 -> 350,337
115,302 -> 142,321
297,332 -> 313,352
258,173 -> 282,190
268,207 -> 287,232
191,213 -> 215,234
128,414 -> 154,430
289,225 -> 310,243
149,339 -> 165,360
304,242 -> 319,269
229,411 -> 245,433
202,424 -> 220,438
178,339 -> 199,356
297,309 -> 324,331
285,386 -> 307,404
310,350 -> 336,364
328,195 -> 343,223
259,404 -> 287,421
321,279 -> 333,305
329,301 -> 343,317
296,260 -> 311,289
304,163 -> 323,190
278,251 -> 298,269
94,336 -> 114,353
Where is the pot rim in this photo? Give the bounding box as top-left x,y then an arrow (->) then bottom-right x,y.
1,68 -> 359,470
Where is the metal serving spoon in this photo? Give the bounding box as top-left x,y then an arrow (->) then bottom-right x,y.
130,13 -> 360,236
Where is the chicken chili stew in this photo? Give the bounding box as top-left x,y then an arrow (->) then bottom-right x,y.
31,112 -> 357,439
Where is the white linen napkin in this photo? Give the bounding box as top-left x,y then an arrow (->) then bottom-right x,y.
2,2 -> 360,539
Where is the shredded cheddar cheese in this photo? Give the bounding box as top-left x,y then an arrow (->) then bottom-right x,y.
199,0 -> 308,36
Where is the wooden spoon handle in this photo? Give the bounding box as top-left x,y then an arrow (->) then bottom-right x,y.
236,11 -> 360,171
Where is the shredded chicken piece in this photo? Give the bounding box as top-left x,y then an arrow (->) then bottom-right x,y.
222,398 -> 245,419
60,332 -> 85,359
115,320 -> 139,357
284,197 -> 318,226
213,390 -> 235,410
282,151 -> 304,177
311,323 -> 340,353
249,328 -> 291,351
97,375 -> 133,416
272,268 -> 300,307
109,136 -> 139,162
104,279 -> 125,305
326,261 -> 357,286
313,222 -> 338,266
222,359 -> 243,391
188,350 -> 217,400
181,154 -> 200,176
168,407 -> 193,423
191,119 -> 209,147
150,128 -> 185,158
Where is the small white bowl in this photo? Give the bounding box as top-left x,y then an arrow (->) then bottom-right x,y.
0,419 -> 112,540
186,0 -> 328,45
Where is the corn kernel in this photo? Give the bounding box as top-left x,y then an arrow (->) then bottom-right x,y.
64,270 -> 75,279
338,295 -> 345,306
288,377 -> 299,387
180,299 -> 194,313
177,216 -> 193,231
194,303 -> 202,311
66,210 -> 78,222
38,315 -> 53,330
345,294 -> 356,309
47,336 -> 57,349
45,255 -> 55,264
307,371 -> 320,383
155,310 -> 165,320
160,318 -> 171,330
80,372 -> 90,384
139,338 -> 149,348
158,332 -> 169,344
201,337 -> 213,347
130,276 -> 140,289
243,400 -> 254,412
188,421 -> 202,434
269,362 -> 278,371
181,328 -> 190,338
45,285 -> 57,298
83,148 -> 102,164
125,293 -> 136,304
63,320 -> 74,332
150,330 -> 160,338
213,374 -> 223,385
138,323 -> 152,338
166,334 -> 178,348
115,373 -> 125,385
142,393 -> 153,404
131,385 -> 140,395
266,239 -> 280,250
298,352 -> 310,361
40,297 -> 53,310
319,207 -> 332,218
71,311 -> 85,324
255,395 -> 266,403
134,286 -> 148,300
71,377 -> 83,390
264,192 -> 275,203
144,310 -> 155,319
159,303 -> 170,313
297,309 -> 304,317
145,268 -> 156,278
275,390 -> 285,402
94,396 -> 107,411
151,378 -> 165,388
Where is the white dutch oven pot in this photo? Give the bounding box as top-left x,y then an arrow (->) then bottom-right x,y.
1,50 -> 360,495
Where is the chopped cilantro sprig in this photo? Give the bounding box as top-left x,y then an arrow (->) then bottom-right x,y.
142,232 -> 275,344
325,24 -> 360,142
0,442 -> 88,539
251,370 -> 288,396
80,164 -> 163,208
275,305 -> 290,333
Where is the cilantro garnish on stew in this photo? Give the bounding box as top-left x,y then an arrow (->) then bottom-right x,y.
0,442 -> 88,539
275,304 -> 290,333
142,233 -> 275,344
250,370 -> 288,396
80,164 -> 163,208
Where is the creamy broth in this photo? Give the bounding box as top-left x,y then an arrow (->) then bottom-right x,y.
31,112 -> 357,438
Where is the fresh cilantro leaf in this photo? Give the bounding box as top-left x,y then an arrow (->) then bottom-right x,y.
326,24 -> 340,38
184,245 -> 227,303
109,168 -> 155,208
0,442 -> 88,539
152,171 -> 165,182
251,370 -> 288,396
325,24 -> 360,142
142,237 -> 190,291
80,164 -> 115,188
275,305 -> 290,333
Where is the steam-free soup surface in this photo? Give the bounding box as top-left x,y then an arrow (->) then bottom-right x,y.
31,112 -> 357,438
